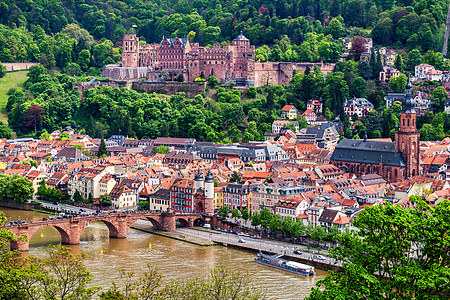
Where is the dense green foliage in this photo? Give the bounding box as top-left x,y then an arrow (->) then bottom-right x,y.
308,200 -> 450,300
0,174 -> 34,203
0,0 -> 449,73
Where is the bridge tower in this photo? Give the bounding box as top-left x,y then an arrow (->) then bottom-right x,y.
204,170 -> 215,215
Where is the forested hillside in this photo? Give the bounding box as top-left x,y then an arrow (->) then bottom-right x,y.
0,0 -> 449,64
1,0 -> 450,142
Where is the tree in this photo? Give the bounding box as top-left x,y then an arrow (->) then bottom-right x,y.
24,105 -> 45,132
325,18 -> 344,39
229,171 -> 243,183
0,175 -> 34,203
100,264 -> 264,299
73,190 -> 83,203
251,211 -> 261,227
0,125 -> 11,139
99,194 -> 111,207
207,76 -> 219,88
407,49 -> 422,70
0,62 -> 6,78
308,200 -> 450,299
389,74 -> 408,93
97,137 -> 108,158
431,86 -> 448,112
241,207 -> 249,221
39,129 -> 51,140
349,37 -> 367,61
280,217 -> 293,236
231,208 -> 241,219
394,54 -> 404,72
259,208 -> 273,230
156,145 -> 170,154
219,206 -> 229,219
269,215 -> 281,233
23,245 -> 100,299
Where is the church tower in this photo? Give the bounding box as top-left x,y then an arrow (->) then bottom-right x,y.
395,78 -> 420,178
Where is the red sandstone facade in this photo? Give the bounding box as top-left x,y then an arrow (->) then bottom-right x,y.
119,33 -> 255,85
103,33 -> 335,86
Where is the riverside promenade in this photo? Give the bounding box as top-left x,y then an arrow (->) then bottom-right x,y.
133,219 -> 344,273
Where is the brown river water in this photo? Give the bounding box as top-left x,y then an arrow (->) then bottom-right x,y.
2,208 -> 327,299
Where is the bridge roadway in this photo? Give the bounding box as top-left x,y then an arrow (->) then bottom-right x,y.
3,211 -> 204,251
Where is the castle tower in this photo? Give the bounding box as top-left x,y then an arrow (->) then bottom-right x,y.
194,170 -> 204,191
204,170 -> 215,215
395,78 -> 420,178
122,34 -> 139,67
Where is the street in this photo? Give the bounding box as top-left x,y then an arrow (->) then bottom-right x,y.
176,227 -> 335,265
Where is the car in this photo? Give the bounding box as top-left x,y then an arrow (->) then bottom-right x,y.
203,224 -> 211,229
293,250 -> 303,255
238,238 -> 245,243
314,255 -> 327,260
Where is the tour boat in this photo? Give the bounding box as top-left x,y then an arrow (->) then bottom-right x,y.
254,252 -> 316,276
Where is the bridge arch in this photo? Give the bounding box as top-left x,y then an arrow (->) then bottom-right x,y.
193,217 -> 205,227
143,217 -> 163,230
175,217 -> 189,227
80,219 -> 121,239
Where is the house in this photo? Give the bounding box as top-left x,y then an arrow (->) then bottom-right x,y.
423,69 -> 443,81
281,105 -> 298,120
145,188 -> 171,211
307,99 -> 323,114
53,147 -> 89,163
415,64 -> 435,79
379,66 -> 401,83
272,120 -> 299,134
274,197 -> 309,220
413,91 -> 432,115
300,109 -> 317,124
109,184 -> 137,210
318,208 -> 349,231
223,183 -> 251,211
378,47 -> 396,67
343,97 -> 374,118
214,186 -> 223,210
445,98 -> 450,114
26,170 -> 48,196
296,127 -> 340,150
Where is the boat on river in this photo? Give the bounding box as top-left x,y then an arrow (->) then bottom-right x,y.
254,252 -> 316,276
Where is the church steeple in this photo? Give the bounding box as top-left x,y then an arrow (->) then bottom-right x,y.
395,75 -> 420,179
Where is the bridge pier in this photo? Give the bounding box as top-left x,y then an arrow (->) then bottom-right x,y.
109,216 -> 129,238
10,240 -> 30,251
161,214 -> 176,231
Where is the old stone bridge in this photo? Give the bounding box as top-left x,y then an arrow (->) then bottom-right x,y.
4,211 -> 206,251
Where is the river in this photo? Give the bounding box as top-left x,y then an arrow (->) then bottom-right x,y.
2,208 -> 327,299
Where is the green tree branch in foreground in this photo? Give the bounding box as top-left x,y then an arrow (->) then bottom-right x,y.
307,200 -> 450,300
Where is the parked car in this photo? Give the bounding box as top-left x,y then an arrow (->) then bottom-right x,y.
293,250 -> 302,255
238,238 -> 245,243
203,224 -> 211,229
314,255 -> 327,260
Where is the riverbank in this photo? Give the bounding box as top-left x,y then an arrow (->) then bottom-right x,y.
131,220 -> 216,246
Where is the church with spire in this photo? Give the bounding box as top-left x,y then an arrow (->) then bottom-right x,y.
330,77 -> 420,182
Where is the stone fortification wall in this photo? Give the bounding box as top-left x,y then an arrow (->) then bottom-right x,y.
254,61 -> 335,87
132,81 -> 206,97
73,79 -> 205,97
102,64 -> 148,80
2,62 -> 40,71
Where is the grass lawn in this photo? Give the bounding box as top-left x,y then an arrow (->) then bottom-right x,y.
0,70 -> 28,124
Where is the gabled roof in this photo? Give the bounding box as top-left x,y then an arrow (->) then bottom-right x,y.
331,139 -> 406,167
281,105 -> 296,112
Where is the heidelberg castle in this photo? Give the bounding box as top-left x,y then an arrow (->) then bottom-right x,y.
102,33 -> 335,87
